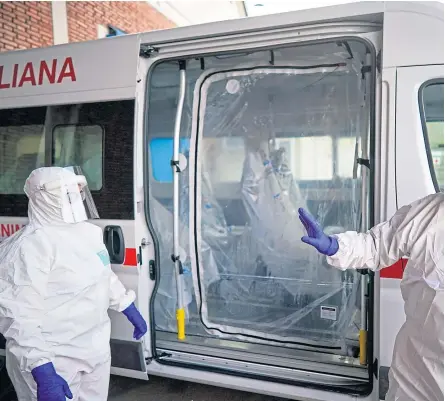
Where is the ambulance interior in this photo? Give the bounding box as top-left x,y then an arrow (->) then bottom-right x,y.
146,38 -> 374,385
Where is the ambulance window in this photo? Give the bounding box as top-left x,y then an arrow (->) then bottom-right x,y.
419,80 -> 444,192
0,112 -> 46,195
150,137 -> 190,182
336,137 -> 356,178
203,135 -> 354,184
53,125 -> 104,190
271,136 -> 355,181
280,136 -> 333,180
202,137 -> 245,184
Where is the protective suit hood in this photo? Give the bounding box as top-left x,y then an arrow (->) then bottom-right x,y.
0,167 -> 97,269
24,167 -> 97,227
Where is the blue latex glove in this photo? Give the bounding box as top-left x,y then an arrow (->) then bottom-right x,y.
31,362 -> 73,401
298,208 -> 339,256
122,303 -> 148,340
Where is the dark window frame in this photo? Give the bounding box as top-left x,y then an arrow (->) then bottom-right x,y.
0,100 -> 135,219
418,79 -> 444,193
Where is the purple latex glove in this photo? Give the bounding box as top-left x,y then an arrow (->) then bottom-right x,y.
298,208 -> 339,256
32,362 -> 73,401
122,303 -> 148,340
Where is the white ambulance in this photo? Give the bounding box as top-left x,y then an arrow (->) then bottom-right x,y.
0,2 -> 443,400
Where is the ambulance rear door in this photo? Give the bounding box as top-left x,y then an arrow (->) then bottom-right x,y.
136,3 -> 385,401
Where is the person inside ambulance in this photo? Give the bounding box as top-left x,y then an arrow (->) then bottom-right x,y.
299,193 -> 444,401
0,167 -> 148,401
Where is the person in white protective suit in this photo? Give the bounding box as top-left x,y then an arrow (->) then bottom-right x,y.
0,167 -> 148,401
299,193 -> 444,401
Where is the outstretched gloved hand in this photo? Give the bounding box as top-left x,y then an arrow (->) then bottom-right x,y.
32,362 -> 73,401
122,303 -> 148,340
298,208 -> 339,256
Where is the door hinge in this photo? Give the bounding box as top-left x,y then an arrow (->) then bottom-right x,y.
156,352 -> 172,360
137,246 -> 142,265
357,158 -> 371,169
376,50 -> 382,73
373,358 -> 379,379
140,44 -> 159,58
360,50 -> 381,77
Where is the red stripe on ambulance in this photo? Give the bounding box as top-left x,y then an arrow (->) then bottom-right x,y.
381,259 -> 408,279
123,248 -> 138,267
0,57 -> 76,90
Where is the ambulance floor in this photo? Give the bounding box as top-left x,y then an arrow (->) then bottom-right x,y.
108,375 -> 289,401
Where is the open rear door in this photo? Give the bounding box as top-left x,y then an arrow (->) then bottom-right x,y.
141,8 -> 382,400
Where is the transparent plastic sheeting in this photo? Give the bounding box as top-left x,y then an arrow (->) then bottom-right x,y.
152,59 -> 366,351
151,173 -> 227,333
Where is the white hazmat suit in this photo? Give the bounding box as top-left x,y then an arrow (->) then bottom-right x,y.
0,167 -> 136,401
327,193 -> 444,401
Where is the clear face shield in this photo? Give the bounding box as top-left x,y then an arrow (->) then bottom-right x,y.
42,166 -> 99,223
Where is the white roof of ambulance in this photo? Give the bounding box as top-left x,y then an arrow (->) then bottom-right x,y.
137,1 -> 443,68
0,1 -> 442,110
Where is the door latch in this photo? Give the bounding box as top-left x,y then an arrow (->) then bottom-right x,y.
149,260 -> 156,281
141,238 -> 151,247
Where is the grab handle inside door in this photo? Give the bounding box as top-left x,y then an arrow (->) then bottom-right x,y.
171,60 -> 187,341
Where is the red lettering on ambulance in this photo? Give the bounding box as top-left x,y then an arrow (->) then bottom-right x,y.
0,66 -> 11,89
0,224 -> 25,238
18,62 -> 37,87
0,57 -> 77,90
12,64 -> 18,87
1,224 -> 10,237
39,59 -> 57,85
57,57 -> 76,83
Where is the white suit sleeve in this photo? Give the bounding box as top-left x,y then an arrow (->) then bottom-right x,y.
0,233 -> 55,372
327,202 -> 416,271
108,271 -> 136,312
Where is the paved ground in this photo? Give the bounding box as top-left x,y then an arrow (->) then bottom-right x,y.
1,358 -> 287,401
109,375 -> 289,401
3,356 -> 387,400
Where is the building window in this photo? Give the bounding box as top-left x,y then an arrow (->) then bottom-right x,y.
106,25 -> 127,37
97,24 -> 127,39
419,80 -> 444,192
336,137 -> 357,178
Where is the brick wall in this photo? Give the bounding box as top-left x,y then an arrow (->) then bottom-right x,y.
0,1 -> 53,51
67,1 -> 175,43
0,1 -> 175,52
